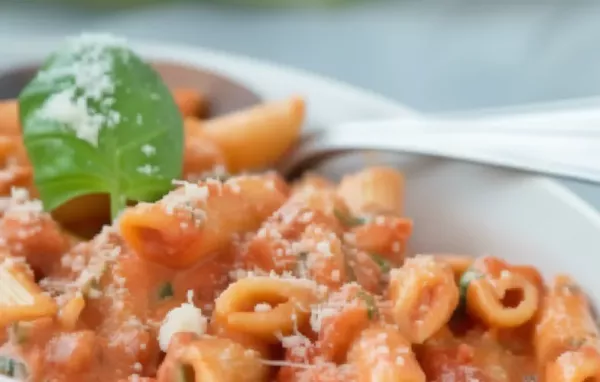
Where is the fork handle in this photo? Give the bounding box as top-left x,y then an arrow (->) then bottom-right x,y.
283,124 -> 600,183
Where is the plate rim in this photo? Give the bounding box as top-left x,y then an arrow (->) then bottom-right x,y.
2,34 -> 600,231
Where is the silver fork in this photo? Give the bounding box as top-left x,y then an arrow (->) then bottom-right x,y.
278,108 -> 600,183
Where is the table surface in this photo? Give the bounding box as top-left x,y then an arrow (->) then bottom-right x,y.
2,0 -> 600,210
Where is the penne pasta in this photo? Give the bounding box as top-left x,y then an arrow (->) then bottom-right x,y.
388,255 -> 459,344
119,175 -> 287,268
337,166 -> 405,217
545,348 -> 600,382
347,324 -> 426,382
350,216 -> 413,264
313,284 -> 376,364
292,173 -> 335,194
157,336 -> 268,382
465,256 -> 539,328
299,224 -> 347,290
214,276 -> 317,342
0,257 -> 57,327
535,275 -> 599,371
201,96 -> 305,172
183,118 -> 227,181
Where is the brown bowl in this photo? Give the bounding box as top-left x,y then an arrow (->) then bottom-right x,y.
0,61 -> 261,117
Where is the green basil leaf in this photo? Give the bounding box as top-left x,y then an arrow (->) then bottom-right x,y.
19,34 -> 183,219
369,253 -> 392,273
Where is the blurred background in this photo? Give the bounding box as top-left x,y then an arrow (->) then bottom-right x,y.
3,0 -> 600,113
3,0 -> 600,205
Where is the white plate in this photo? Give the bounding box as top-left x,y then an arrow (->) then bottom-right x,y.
1,36 -> 599,302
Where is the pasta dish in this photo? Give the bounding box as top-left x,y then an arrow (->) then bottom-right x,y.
0,34 -> 598,382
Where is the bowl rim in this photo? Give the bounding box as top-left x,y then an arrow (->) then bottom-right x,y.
1,34 -> 600,232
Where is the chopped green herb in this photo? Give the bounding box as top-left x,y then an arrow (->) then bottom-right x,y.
370,253 -> 392,273
0,356 -> 28,378
458,268 -> 484,306
333,209 -> 366,227
19,34 -> 184,219
158,282 -> 174,300
357,290 -> 378,320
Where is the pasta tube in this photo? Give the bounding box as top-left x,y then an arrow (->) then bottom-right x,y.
351,216 -> 413,263
183,118 -> 226,181
465,256 -> 539,328
201,96 -> 305,172
157,336 -> 268,382
0,258 -> 57,327
388,255 -> 459,344
214,276 -> 317,342
120,174 -> 287,269
546,348 -> 600,382
347,324 -> 426,382
535,275 -> 599,368
337,166 -> 405,217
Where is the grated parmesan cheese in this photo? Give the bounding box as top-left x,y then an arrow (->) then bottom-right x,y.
140,144 -> 156,156
34,33 -> 128,147
137,164 -> 159,176
254,302 -> 273,312
158,290 -> 207,352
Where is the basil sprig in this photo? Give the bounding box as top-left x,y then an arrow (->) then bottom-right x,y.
19,34 -> 183,219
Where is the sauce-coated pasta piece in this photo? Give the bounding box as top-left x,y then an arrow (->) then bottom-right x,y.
388,255 -> 459,344
347,324 -> 425,382
214,276 -> 317,342
201,96 -> 305,172
120,175 -> 287,269
1,188 -> 73,277
313,283 -> 375,364
546,348 -> 600,382
337,166 -> 405,217
350,216 -> 412,264
299,224 -> 347,290
157,334 -> 268,382
535,275 -> 599,371
182,118 -> 226,181
465,256 -> 539,328
0,257 -> 57,327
